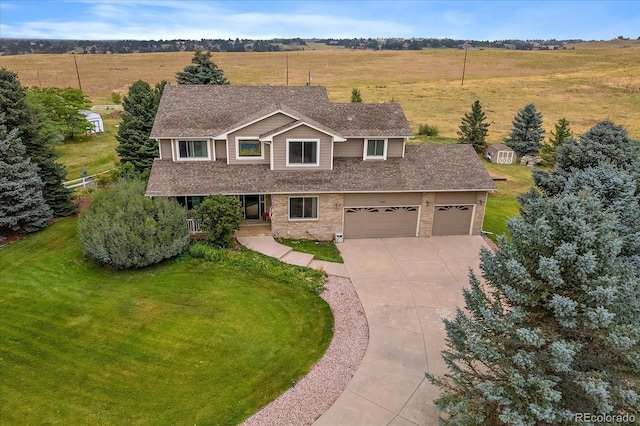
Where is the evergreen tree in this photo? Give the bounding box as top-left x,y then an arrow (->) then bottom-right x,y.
176,49 -> 229,85
504,103 -> 545,156
539,117 -> 571,167
533,120 -> 640,198
427,191 -> 640,424
0,121 -> 53,233
351,88 -> 362,103
457,99 -> 490,153
0,68 -> 74,217
115,80 -> 162,175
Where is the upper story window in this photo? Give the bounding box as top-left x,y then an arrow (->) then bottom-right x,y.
365,139 -> 387,160
236,138 -> 263,159
177,140 -> 209,160
287,140 -> 319,166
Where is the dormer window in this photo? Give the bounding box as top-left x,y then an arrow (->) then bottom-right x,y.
365,139 -> 387,160
177,140 -> 209,160
287,139 -> 319,166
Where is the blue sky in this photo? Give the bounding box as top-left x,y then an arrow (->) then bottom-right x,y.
1,1 -> 638,41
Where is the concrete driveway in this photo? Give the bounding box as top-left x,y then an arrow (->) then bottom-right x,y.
314,236 -> 489,426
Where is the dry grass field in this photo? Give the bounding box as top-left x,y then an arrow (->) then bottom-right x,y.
1,41 -> 639,141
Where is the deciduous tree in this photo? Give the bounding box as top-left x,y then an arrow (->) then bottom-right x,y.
504,103 -> 545,157
176,49 -> 229,85
457,99 -> 490,153
26,86 -> 91,140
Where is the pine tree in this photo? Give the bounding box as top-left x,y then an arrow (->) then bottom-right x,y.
351,88 -> 362,103
504,103 -> 545,157
0,68 -> 74,217
115,80 -> 162,175
427,191 -> 640,425
457,99 -> 490,153
0,122 -> 53,233
539,117 -> 571,167
176,49 -> 229,85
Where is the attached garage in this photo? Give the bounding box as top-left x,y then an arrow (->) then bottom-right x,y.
431,192 -> 477,236
343,193 -> 421,239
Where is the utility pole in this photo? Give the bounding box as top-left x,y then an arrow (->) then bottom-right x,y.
72,52 -> 83,91
461,47 -> 468,86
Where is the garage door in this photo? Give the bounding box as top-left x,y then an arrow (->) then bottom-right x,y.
343,206 -> 419,239
432,205 -> 474,236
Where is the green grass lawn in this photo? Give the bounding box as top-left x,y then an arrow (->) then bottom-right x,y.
0,219 -> 333,425
482,161 -> 536,240
55,116 -> 120,180
275,238 -> 344,263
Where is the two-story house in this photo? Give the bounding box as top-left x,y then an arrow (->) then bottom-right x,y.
145,85 -> 496,240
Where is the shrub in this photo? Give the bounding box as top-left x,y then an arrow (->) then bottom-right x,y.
195,195 -> 243,248
418,123 -> 439,136
77,179 -> 189,269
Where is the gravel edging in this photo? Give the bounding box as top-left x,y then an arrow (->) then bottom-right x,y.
242,275 -> 369,426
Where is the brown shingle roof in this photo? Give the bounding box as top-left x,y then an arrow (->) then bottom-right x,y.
150,85 -> 412,138
145,144 -> 496,196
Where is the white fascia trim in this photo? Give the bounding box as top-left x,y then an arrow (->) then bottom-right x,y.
262,121 -> 345,142
216,109 -> 299,139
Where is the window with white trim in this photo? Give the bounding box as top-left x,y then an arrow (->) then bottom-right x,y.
289,197 -> 318,219
236,138 -> 263,159
178,140 -> 208,159
287,140 -> 318,166
365,139 -> 386,159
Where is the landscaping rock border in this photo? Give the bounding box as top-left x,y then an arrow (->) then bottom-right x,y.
242,275 -> 368,426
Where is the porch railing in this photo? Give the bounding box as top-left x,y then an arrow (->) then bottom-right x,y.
186,218 -> 203,234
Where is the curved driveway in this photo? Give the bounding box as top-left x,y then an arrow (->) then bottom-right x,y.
314,236 -> 489,426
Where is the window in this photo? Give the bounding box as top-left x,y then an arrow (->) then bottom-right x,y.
287,140 -> 318,166
237,139 -> 263,159
365,139 -> 386,159
178,140 -> 208,159
289,197 -> 318,219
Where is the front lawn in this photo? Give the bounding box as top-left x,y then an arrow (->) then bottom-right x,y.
276,238 -> 344,263
0,219 -> 333,425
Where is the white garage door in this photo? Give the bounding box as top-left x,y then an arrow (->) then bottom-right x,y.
432,205 -> 474,236
343,206 -> 419,239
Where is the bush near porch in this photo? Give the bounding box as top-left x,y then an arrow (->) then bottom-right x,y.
0,218 -> 333,425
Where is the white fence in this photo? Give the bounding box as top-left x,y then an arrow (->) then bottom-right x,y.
186,219 -> 203,234
91,105 -> 124,111
63,170 -> 111,190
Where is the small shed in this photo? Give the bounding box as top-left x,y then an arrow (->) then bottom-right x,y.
485,143 -> 516,164
80,110 -> 104,133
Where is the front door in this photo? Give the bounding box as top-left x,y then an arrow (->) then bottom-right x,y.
244,195 -> 260,219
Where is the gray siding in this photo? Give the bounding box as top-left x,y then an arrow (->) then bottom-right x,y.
214,139 -> 227,160
228,113 -> 294,164
435,192 -> 478,205
272,126 -> 333,171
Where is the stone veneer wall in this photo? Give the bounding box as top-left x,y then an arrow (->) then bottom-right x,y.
418,192 -> 436,237
270,193 -> 344,241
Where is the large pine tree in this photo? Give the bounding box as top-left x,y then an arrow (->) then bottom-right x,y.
539,117 -> 572,167
176,49 -> 229,85
504,103 -> 545,157
457,99 -> 490,153
428,122 -> 640,425
0,68 -> 74,217
115,80 -> 164,175
0,122 -> 53,233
